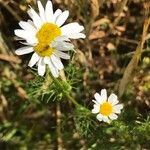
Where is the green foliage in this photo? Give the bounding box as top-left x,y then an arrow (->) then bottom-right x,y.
26,72 -> 72,103
26,64 -> 84,105
74,107 -> 96,136
86,116 -> 150,150
1,0 -> 150,149
65,63 -> 83,87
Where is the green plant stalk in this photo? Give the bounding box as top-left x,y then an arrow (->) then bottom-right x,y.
49,72 -> 91,114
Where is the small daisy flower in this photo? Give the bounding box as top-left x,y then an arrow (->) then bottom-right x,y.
14,0 -> 85,77
92,89 -> 123,123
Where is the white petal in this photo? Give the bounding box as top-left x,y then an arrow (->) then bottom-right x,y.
15,46 -> 33,55
27,20 -> 36,28
55,51 -> 70,59
93,104 -> 99,109
113,104 -> 123,113
51,41 -> 74,51
43,56 -> 50,64
59,42 -> 74,51
102,116 -> 110,123
53,9 -> 62,23
38,58 -> 46,76
94,93 -> 101,102
55,36 -> 70,42
15,29 -> 31,39
94,93 -> 103,104
92,100 -> 99,105
38,1 -> 46,22
51,55 -> 64,70
109,113 -> 118,120
14,29 -> 37,43
56,11 -> 69,27
92,106 -> 99,114
28,53 -> 40,67
19,41 -> 35,47
66,33 -> 86,39
19,21 -> 36,32
27,7 -> 42,29
108,93 -> 119,105
113,109 -> 121,114
26,38 -> 37,45
96,114 -> 103,121
61,22 -> 84,35
48,59 -> 59,77
45,0 -> 54,23
101,89 -> 107,101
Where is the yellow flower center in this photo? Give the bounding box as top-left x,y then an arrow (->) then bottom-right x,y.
99,102 -> 113,116
34,23 -> 61,57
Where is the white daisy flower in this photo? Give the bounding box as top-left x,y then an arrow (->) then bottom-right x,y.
92,89 -> 123,123
14,0 -> 85,77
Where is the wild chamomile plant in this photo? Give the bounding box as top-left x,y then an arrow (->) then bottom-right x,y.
14,0 -> 123,135
14,0 -> 85,77
92,89 -> 123,123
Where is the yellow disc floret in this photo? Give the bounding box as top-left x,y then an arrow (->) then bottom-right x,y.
100,102 -> 113,116
34,23 -> 61,57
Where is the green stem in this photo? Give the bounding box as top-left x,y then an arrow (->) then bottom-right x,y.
64,92 -> 80,107
50,73 -> 80,106
49,72 -> 91,113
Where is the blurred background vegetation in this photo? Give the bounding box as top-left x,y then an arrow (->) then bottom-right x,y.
0,0 -> 150,149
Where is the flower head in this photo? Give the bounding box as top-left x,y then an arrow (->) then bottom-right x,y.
14,0 -> 85,77
92,89 -> 123,123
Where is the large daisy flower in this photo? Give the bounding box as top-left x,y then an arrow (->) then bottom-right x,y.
14,0 -> 85,77
92,89 -> 123,123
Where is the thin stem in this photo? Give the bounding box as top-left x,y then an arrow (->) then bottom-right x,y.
56,102 -> 63,150
49,72 -> 91,114
50,73 -> 80,106
64,92 -> 80,107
